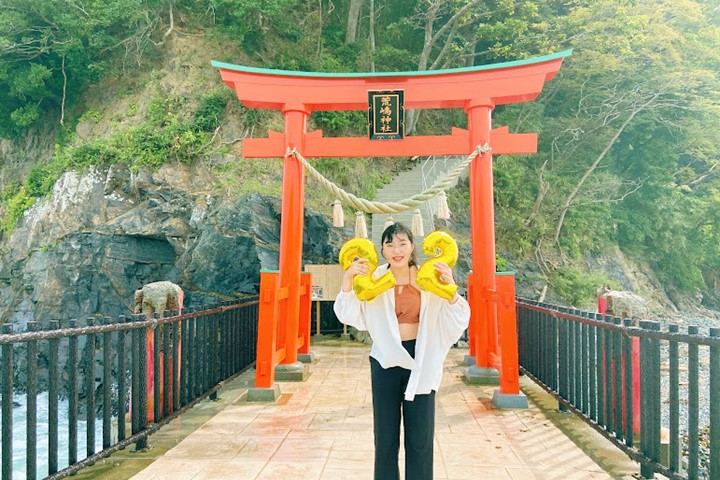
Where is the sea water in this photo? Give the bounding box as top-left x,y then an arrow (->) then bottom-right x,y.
0,392 -> 105,479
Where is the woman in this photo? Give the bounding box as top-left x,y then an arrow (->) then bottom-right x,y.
334,222 -> 470,480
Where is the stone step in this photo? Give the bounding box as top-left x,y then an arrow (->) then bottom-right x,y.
369,155 -> 466,262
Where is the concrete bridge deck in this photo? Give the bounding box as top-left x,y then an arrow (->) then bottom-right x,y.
75,341 -> 642,480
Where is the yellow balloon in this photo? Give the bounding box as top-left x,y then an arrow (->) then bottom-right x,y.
338,238 -> 396,302
416,231 -> 459,300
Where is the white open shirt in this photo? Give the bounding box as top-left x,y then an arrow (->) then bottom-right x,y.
333,264 -> 471,400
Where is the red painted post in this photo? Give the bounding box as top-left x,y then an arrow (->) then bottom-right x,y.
298,273 -> 312,355
622,336 -> 641,436
496,273 -> 520,395
255,272 -> 280,388
466,98 -> 498,369
632,337 -> 640,436
467,273 -> 476,358
598,296 -> 640,437
145,331 -> 155,421
597,296 -> 607,315
279,103 -> 309,366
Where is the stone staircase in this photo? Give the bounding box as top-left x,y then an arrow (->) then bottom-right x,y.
370,156 -> 465,260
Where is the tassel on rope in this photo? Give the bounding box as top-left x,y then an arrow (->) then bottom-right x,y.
332,199 -> 344,227
383,216 -> 395,231
411,209 -> 424,237
436,190 -> 451,220
355,211 -> 368,238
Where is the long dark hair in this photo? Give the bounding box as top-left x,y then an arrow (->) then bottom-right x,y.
381,222 -> 419,267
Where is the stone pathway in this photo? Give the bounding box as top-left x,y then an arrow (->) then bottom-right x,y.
75,342 -> 643,479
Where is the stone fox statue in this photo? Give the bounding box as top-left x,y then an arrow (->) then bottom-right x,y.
134,281 -> 184,316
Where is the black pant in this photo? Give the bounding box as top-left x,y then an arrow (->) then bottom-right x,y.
370,340 -> 436,480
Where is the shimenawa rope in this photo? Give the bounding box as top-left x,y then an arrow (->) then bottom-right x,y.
287,144 -> 491,215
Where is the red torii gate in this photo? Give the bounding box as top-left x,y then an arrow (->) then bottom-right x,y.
213,50 -> 570,405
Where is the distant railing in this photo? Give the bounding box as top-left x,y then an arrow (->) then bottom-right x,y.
517,298 -> 719,480
0,297 -> 259,479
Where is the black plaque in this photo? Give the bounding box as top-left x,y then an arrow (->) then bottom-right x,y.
368,90 -> 404,140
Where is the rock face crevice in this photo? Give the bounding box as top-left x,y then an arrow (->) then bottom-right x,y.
0,162 -> 347,329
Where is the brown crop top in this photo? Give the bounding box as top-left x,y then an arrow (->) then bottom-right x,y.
395,284 -> 420,324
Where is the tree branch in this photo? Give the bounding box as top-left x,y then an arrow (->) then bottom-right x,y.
568,178 -> 646,208
552,92 -> 662,245
60,55 -> 67,125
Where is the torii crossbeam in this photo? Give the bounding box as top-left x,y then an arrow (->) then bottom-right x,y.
213,50 -> 570,405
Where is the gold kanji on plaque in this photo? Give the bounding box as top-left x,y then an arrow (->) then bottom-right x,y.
368,90 -> 404,140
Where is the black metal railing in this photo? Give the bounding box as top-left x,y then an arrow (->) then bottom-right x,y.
518,298 -> 719,480
0,297 -> 259,479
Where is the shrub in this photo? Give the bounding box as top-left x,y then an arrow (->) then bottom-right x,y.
550,266 -> 611,307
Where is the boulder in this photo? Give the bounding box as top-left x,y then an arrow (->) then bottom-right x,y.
597,287 -> 649,322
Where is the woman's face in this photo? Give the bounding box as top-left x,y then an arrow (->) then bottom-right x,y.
382,232 -> 414,268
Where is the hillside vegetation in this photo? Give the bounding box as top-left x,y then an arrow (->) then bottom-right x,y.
1,0 -> 718,308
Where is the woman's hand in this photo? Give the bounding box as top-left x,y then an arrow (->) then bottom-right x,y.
434,261 -> 460,303
434,261 -> 455,286
342,258 -> 370,292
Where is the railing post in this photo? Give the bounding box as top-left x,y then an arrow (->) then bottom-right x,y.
2,323 -> 14,480
588,314 -> 597,422
297,272 -> 313,362
103,317 -> 113,449
558,309 -> 568,412
639,320 -> 661,479
133,314 -> 149,451
710,327 -> 720,479
613,318 -> 624,440
184,308 -> 194,404
26,321 -> 38,479
572,309 -> 581,409
623,318 -> 634,447
595,313 -> 605,425
687,325 -> 700,479
465,272 -> 476,364
48,320 -> 60,475
173,316 -> 181,413
151,314 -> 161,423
85,317 -> 97,458
581,312 -> 589,415
668,324 -> 679,472
118,315 -> 130,442
209,308 -> 219,401
131,318 -> 140,439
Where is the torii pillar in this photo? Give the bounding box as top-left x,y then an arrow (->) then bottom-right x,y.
214,50 -> 570,406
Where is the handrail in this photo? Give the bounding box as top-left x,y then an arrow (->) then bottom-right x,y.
0,298 -> 260,480
517,297 -> 718,479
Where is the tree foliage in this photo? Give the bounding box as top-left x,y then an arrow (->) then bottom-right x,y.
1,0 -> 718,301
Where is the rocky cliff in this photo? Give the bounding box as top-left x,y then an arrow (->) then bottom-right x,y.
0,161 -> 348,328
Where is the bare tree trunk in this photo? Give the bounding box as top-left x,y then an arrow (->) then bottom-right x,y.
369,0 -> 375,72
317,0 -> 323,57
525,159 -> 549,227
346,0 -> 363,44
60,55 -> 67,125
538,284 -> 547,302
405,0 -> 482,134
465,32 -> 478,67
552,94 -> 660,245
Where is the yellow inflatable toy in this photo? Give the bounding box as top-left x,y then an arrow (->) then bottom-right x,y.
339,238 -> 396,302
416,231 -> 459,300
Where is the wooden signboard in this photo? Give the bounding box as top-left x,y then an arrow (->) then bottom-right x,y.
304,264 -> 345,300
